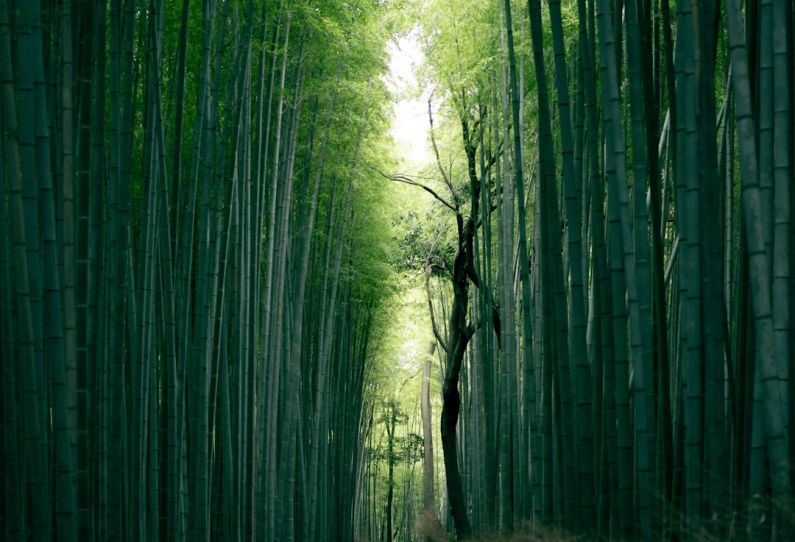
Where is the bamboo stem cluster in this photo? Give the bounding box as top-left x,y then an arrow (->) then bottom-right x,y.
412,0 -> 794,539
0,1 -> 394,541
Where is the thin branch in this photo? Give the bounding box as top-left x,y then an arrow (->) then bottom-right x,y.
397,370 -> 422,394
475,203 -> 499,229
425,264 -> 449,354
484,140 -> 502,173
428,92 -> 457,203
370,166 -> 458,214
425,234 -> 449,354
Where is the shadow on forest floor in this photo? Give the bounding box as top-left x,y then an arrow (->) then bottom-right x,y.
413,510 -> 584,542
410,497 -> 795,541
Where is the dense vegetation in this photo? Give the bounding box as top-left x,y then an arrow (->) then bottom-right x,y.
380,0 -> 795,539
1,0 -> 794,541
1,0 -> 396,540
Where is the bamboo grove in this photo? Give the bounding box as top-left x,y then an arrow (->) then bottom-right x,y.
0,0 -> 398,540
377,0 -> 794,539
1,0 -> 795,541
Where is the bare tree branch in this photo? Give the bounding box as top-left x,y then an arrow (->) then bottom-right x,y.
428,93 -> 456,202
425,266 -> 449,354
424,234 -> 449,353
370,166 -> 458,214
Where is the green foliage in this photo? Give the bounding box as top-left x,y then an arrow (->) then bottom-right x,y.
416,0 -> 499,98
371,400 -> 425,463
392,209 -> 456,273
368,432 -> 424,464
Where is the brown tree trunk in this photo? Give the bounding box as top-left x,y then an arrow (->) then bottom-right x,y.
441,216 -> 477,539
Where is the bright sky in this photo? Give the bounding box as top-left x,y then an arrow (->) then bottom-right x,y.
383,30 -> 437,372
385,29 -> 432,171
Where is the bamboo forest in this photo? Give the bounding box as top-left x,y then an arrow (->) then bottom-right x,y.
1,0 -> 795,540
